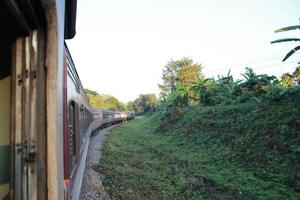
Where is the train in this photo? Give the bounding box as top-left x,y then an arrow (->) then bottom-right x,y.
0,1 -> 134,200
64,45 -> 134,200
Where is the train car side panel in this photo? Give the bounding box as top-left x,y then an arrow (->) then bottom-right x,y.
64,45 -> 95,200
0,77 -> 10,200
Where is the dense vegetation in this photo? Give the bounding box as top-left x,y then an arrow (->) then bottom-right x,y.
153,61 -> 300,199
99,59 -> 300,199
127,94 -> 158,113
100,105 -> 299,199
85,89 -> 127,111
98,25 -> 300,199
158,100 -> 300,199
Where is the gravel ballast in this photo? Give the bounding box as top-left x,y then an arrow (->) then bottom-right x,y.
79,125 -> 116,200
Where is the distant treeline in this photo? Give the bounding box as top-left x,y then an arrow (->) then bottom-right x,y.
85,89 -> 158,113
85,89 -> 127,111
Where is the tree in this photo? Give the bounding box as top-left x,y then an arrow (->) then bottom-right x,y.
84,88 -> 127,111
281,65 -> 300,87
237,67 -> 277,94
271,22 -> 300,62
158,57 -> 204,100
191,70 -> 241,106
84,88 -> 99,101
293,65 -> 300,85
127,101 -> 134,111
85,88 -> 99,96
131,94 -> 158,113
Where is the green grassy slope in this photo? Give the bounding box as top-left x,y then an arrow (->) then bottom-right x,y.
100,99 -> 300,199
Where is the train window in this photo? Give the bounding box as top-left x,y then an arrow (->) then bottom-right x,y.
84,111 -> 86,131
68,101 -> 76,170
80,105 -> 84,144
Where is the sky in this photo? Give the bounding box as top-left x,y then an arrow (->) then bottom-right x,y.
66,0 -> 300,103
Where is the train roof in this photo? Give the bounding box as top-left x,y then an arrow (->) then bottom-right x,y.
0,0 -> 77,40
65,43 -> 91,108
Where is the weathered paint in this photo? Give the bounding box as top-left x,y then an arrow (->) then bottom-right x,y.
40,0 -> 66,199
0,77 -> 10,146
0,76 -> 10,198
0,183 -> 9,200
12,37 -> 24,200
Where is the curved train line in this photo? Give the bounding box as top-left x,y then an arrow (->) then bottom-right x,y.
0,1 -> 133,199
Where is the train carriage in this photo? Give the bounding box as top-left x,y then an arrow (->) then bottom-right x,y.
64,44 -> 95,199
0,1 -> 135,199
0,0 -> 79,199
102,110 -> 115,126
92,109 -> 104,130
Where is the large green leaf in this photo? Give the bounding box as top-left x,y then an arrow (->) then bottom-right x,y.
271,38 -> 300,43
282,46 -> 300,61
274,25 -> 300,33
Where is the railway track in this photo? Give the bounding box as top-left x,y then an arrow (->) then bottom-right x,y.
80,125 -> 118,200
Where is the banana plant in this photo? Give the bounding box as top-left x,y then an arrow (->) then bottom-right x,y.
271,23 -> 300,62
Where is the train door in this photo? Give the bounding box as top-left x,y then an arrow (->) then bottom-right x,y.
11,30 -> 47,200
0,0 -> 47,200
0,2 -> 47,199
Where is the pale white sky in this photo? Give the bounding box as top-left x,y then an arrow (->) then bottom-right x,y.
67,0 -> 300,103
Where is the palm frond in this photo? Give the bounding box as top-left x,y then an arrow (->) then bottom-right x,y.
274,25 -> 300,33
271,38 -> 300,44
282,46 -> 300,61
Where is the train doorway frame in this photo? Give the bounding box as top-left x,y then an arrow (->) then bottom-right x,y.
11,29 -> 47,200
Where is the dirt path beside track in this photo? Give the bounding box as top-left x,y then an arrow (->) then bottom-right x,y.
79,125 -> 117,200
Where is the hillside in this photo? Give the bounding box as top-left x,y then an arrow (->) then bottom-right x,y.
99,92 -> 300,199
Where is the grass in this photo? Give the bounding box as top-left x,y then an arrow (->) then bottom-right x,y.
100,103 -> 300,200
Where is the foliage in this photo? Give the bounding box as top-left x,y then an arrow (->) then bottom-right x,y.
126,101 -> 134,111
158,57 -> 204,100
130,93 -> 158,113
90,95 -> 126,111
280,66 -> 300,87
235,67 -> 278,100
98,54 -> 300,199
271,23 -> 300,62
281,73 -> 296,87
84,88 -> 126,111
153,63 -> 300,198
85,88 -> 99,97
192,70 -> 242,106
193,67 -> 277,106
100,113 -> 300,200
156,85 -> 190,131
263,86 -> 300,103
158,64 -> 284,110
165,96 -> 300,194
239,67 -> 277,91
